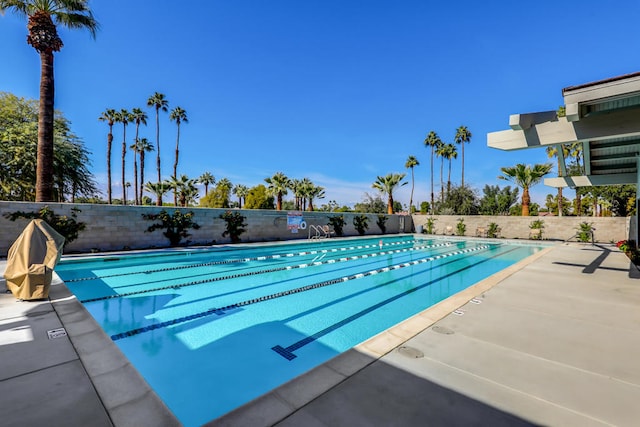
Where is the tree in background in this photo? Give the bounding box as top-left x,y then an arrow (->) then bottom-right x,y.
169,106 -> 188,202
130,107 -> 148,204
135,138 -> 154,203
439,185 -> 479,215
144,181 -> 171,205
200,178 -> 232,208
354,193 -> 386,214
265,172 -> 290,211
499,163 -> 553,216
372,173 -> 407,214
405,155 -> 419,212
198,171 -> 215,196
98,108 -> 117,204
443,143 -> 457,196
478,185 -> 519,215
0,0 -> 98,202
244,184 -> 274,209
114,109 -> 132,204
307,185 -> 325,211
546,144 -> 570,216
454,125 -> 472,188
232,184 -> 249,208
147,92 -> 169,205
424,131 -> 442,213
0,92 -> 97,201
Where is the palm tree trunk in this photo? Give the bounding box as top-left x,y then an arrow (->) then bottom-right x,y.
430,146 -> 434,214
173,123 -> 180,206
388,194 -> 394,214
121,126 -> 127,205
139,151 -> 146,204
447,159 -> 452,196
557,156 -> 563,216
440,157 -> 444,204
155,108 -> 162,206
409,168 -> 414,211
107,130 -> 113,204
36,51 -> 55,202
522,187 -> 531,216
461,142 -> 465,188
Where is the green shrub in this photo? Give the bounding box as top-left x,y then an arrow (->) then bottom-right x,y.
376,215 -> 387,234
220,211 -> 247,243
328,215 -> 346,237
4,206 -> 86,248
425,217 -> 437,234
529,219 -> 545,240
456,218 -> 466,236
487,222 -> 501,238
577,221 -> 594,243
420,201 -> 429,214
354,215 -> 369,236
142,209 -> 200,246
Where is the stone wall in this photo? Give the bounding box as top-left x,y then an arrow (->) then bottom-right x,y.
0,202 -> 409,256
411,214 -> 630,243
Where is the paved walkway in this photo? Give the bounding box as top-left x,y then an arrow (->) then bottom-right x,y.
1,242 -> 639,426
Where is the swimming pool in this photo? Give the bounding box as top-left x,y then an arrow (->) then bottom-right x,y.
56,235 -> 543,426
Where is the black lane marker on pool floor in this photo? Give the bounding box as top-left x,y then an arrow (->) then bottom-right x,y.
80,241 -> 458,303
65,239 -> 423,282
271,246 -> 520,360
109,244 -> 491,341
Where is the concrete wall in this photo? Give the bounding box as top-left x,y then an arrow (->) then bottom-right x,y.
0,202 -> 410,256
411,214 -> 630,243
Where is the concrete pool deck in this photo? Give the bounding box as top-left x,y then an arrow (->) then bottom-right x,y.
1,241 -> 639,426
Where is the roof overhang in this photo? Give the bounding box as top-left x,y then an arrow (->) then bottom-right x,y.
488,72 -> 640,188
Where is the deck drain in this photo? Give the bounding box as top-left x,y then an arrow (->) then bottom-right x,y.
47,328 -> 67,339
397,346 -> 424,358
432,325 -> 455,335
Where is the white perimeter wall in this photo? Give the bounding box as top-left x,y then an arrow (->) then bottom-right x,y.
0,202 -> 409,256
412,214 -> 630,243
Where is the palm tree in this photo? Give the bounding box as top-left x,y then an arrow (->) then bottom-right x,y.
144,181 -> 170,205
98,108 -> 117,204
424,131 -> 442,214
372,173 -> 407,214
435,142 -> 448,203
135,138 -> 154,204
232,184 -> 249,208
169,106 -> 188,181
404,155 -> 419,212
307,185 -> 325,211
130,108 -> 148,204
288,178 -> 302,210
443,143 -> 458,196
114,109 -> 131,204
1,1 -> 98,202
454,125 -> 472,188
546,144 -> 570,216
147,92 -> 169,205
198,172 -> 215,196
168,174 -> 197,207
265,172 -> 290,211
498,163 -> 553,216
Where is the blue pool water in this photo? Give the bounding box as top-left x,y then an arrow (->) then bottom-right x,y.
56,236 -> 543,426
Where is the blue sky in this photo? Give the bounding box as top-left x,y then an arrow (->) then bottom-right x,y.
1,1 -> 639,207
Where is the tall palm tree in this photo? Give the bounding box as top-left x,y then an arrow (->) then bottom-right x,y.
372,173 -> 407,214
169,106 -> 188,181
169,174 -> 197,207
404,155 -> 419,212
435,142 -> 448,203
198,172 -> 215,196
307,185 -> 325,211
114,109 -> 131,204
98,108 -> 117,204
135,138 -> 154,204
232,184 -> 249,208
130,107 -> 147,204
424,131 -> 441,214
1,0 -> 98,202
546,144 -> 570,216
454,125 -> 472,188
265,172 -> 290,211
443,143 -> 458,196
147,92 -> 168,205
288,178 -> 302,210
498,163 -> 553,216
144,180 -> 170,205
298,177 -> 314,211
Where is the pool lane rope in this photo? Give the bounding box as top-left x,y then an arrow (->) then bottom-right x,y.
109,244 -> 491,341
64,238 -> 430,282
79,241 -> 456,303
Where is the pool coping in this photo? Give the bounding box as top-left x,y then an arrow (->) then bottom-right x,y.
48,236 -> 555,426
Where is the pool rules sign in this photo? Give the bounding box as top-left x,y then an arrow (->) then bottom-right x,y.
287,212 -> 306,233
